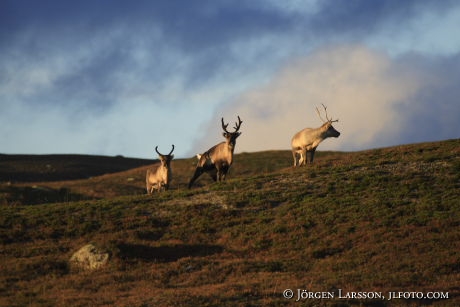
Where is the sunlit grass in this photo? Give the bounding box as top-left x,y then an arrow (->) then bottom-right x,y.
0,139 -> 459,306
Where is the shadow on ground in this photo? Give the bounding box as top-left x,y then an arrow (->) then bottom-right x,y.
117,243 -> 224,263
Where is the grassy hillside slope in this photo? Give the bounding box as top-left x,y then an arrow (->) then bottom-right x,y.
0,150 -> 341,205
0,139 -> 459,306
0,154 -> 156,205
0,154 -> 155,183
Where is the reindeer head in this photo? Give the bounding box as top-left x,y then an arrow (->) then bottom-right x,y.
316,104 -> 340,138
155,145 -> 175,167
221,116 -> 243,147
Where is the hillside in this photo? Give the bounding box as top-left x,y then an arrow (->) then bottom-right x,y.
0,150 -> 300,205
0,154 -> 155,183
0,139 -> 459,306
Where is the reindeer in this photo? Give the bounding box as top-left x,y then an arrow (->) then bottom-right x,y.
291,104 -> 340,167
188,116 -> 243,188
146,145 -> 175,194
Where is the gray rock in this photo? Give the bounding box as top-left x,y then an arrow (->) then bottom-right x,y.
69,244 -> 110,271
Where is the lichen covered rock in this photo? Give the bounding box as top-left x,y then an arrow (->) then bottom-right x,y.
69,244 -> 110,271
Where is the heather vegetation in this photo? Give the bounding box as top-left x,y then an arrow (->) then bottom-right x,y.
0,139 -> 459,306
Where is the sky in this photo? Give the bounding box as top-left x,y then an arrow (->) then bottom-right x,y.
1,0 -> 459,159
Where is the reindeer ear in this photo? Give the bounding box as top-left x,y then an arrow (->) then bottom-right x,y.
223,132 -> 228,138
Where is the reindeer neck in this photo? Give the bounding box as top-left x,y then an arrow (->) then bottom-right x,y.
226,140 -> 237,153
159,161 -> 170,170
159,163 -> 171,177
315,125 -> 330,141
211,141 -> 236,158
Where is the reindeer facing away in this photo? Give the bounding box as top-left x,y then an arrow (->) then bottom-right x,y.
291,104 -> 340,167
146,145 -> 175,194
188,116 -> 243,188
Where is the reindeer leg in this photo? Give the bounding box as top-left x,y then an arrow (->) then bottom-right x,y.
298,152 -> 304,166
146,184 -> 151,195
188,167 -> 204,189
292,150 -> 298,167
217,170 -> 224,182
147,181 -> 154,194
218,163 -> 230,182
310,149 -> 316,164
300,148 -> 307,166
146,171 -> 151,194
216,168 -> 223,182
210,170 -> 218,181
220,164 -> 229,181
214,162 -> 223,182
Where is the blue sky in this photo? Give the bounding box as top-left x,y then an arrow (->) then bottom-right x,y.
1,0 -> 459,159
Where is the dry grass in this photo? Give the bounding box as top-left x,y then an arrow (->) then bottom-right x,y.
0,139 -> 459,306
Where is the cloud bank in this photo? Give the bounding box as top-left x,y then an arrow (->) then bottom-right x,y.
1,1 -> 459,158
194,45 -> 459,154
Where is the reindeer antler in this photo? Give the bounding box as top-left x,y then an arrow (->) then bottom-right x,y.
156,145 -> 175,156
315,106 -> 326,123
322,104 -> 331,121
222,116 -> 243,133
233,116 -> 243,132
221,117 -> 230,133
168,144 -> 175,155
316,104 -> 338,123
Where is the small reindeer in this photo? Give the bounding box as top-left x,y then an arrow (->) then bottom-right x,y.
146,145 -> 175,194
291,104 -> 340,167
188,116 -> 243,188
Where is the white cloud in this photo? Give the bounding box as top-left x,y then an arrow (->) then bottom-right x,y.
196,45 -> 424,154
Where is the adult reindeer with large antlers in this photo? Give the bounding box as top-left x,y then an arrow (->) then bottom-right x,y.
291,104 -> 340,167
188,116 -> 243,188
146,145 -> 175,193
